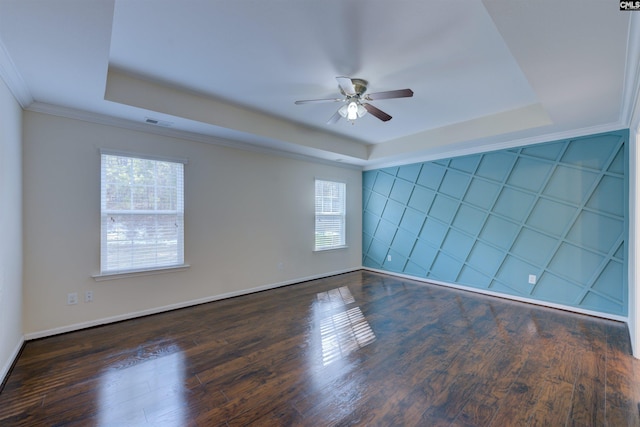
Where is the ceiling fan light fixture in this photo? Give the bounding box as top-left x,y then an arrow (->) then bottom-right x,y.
347,101 -> 358,120
357,104 -> 367,118
338,103 -> 349,118
339,101 -> 366,121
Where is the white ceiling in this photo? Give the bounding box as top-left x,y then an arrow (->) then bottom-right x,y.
0,0 -> 638,168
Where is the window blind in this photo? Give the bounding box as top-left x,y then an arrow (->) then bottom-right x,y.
100,153 -> 184,273
315,179 -> 346,250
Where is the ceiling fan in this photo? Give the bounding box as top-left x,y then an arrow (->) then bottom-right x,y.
295,77 -> 414,124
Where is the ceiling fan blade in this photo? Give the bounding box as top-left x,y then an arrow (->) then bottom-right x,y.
363,103 -> 392,122
327,110 -> 342,125
295,98 -> 343,105
336,76 -> 356,96
365,89 -> 414,101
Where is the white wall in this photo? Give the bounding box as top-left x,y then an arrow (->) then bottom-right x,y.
22,112 -> 362,337
629,129 -> 639,358
0,77 -> 23,382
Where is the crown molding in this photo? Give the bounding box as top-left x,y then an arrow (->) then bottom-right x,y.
363,121 -> 627,170
26,102 -> 363,171
0,38 -> 33,108
25,101 -> 629,173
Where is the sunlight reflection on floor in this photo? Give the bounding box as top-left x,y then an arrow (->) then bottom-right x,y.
99,350 -> 186,425
320,306 -> 376,365
315,286 -> 376,366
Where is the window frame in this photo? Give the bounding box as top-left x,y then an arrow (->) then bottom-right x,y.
314,179 -> 347,251
96,150 -> 188,278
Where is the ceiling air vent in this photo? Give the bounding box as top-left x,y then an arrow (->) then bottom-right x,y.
144,117 -> 173,127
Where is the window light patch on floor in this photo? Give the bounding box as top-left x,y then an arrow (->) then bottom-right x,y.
316,286 -> 355,308
320,306 -> 376,366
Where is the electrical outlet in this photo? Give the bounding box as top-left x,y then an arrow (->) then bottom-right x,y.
67,292 -> 78,305
528,274 -> 537,285
85,291 -> 93,303
387,255 -> 392,262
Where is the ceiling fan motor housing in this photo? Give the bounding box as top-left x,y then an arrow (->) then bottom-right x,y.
341,78 -> 368,96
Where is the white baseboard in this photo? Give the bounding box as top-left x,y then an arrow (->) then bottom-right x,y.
23,265 -> 626,344
1,336 -> 24,387
363,267 -> 628,323
24,268 -> 360,341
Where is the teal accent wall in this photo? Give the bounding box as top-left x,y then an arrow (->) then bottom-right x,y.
362,131 -> 628,316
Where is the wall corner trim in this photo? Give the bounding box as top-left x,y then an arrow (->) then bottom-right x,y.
0,336 -> 25,391
0,38 -> 32,108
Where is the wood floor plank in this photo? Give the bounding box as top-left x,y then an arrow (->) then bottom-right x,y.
605,322 -> 640,427
1,270 -> 638,426
567,325 -> 606,426
454,341 -> 528,426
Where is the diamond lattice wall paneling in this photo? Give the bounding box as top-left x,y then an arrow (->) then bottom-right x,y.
362,130 -> 628,316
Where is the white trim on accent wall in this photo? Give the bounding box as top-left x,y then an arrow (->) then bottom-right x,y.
363,267 -> 629,324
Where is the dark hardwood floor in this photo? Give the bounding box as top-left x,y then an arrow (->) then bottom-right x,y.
2,270 -> 640,426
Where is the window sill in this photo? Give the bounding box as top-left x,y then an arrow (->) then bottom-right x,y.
92,264 -> 190,282
314,245 -> 348,252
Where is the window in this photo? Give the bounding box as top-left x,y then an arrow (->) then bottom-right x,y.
100,152 -> 185,274
315,179 -> 346,250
